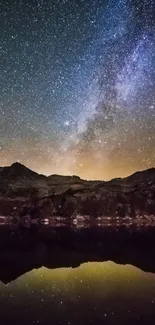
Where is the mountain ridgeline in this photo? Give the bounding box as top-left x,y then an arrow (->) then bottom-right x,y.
0,162 -> 155,218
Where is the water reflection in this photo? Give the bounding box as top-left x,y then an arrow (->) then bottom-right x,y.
0,262 -> 155,325
1,215 -> 155,229
0,225 -> 155,324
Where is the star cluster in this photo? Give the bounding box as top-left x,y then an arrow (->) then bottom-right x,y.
0,0 -> 155,179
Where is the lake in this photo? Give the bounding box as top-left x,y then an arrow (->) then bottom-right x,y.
0,224 -> 155,325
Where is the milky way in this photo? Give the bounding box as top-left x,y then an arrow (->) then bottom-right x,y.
0,0 -> 155,179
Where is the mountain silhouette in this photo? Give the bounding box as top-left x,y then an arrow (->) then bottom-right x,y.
0,162 -> 155,218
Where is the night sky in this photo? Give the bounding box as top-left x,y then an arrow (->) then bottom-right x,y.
0,0 -> 155,180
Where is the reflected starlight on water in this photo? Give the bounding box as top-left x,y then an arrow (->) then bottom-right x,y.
0,262 -> 155,324
0,224 -> 155,324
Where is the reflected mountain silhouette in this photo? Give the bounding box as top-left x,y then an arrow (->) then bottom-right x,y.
0,226 -> 155,283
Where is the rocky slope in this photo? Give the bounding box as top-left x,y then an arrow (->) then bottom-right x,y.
0,162 -> 155,218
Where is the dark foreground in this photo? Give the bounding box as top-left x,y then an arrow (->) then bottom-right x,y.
0,224 -> 155,325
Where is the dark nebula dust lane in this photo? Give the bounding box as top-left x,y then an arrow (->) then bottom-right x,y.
0,0 -> 155,180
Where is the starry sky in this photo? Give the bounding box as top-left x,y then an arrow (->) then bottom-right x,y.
0,0 -> 155,180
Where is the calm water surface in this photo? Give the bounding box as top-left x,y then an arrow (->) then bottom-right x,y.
0,225 -> 155,325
